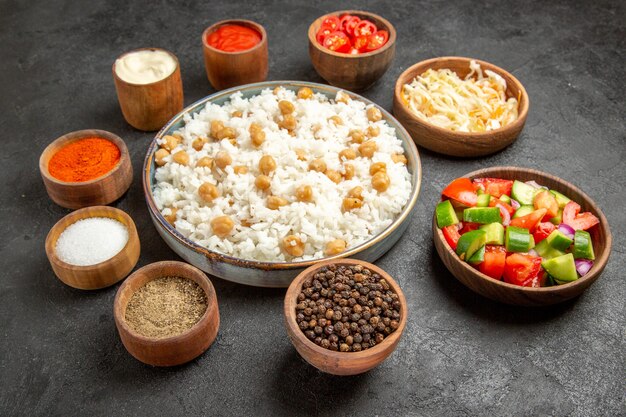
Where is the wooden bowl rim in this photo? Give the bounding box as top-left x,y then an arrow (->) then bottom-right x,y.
284,258 -> 407,361
201,19 -> 268,56
143,80 -> 422,270
113,260 -> 218,343
45,205 -> 139,272
307,10 -> 396,58
39,129 -> 130,186
394,56 -> 529,138
433,166 -> 612,293
112,47 -> 181,87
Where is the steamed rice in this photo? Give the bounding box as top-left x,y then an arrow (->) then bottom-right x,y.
152,86 -> 412,262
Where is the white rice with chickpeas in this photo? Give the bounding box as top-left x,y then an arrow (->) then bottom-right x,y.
152,86 -> 412,262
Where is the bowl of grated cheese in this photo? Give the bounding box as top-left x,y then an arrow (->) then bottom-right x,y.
393,56 -> 529,157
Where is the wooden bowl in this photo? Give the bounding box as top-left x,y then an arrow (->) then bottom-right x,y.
45,206 -> 140,290
113,48 -> 184,131
113,261 -> 220,367
284,259 -> 407,375
202,20 -> 268,90
433,167 -> 612,306
308,10 -> 396,91
39,129 -> 133,209
393,57 -> 529,157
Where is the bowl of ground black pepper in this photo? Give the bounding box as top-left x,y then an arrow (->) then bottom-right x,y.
113,261 -> 220,367
284,259 -> 407,375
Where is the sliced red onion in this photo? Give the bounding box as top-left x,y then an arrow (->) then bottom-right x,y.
558,223 -> 575,239
496,203 -> 511,226
575,259 -> 593,276
510,199 -> 520,210
525,180 -> 547,190
528,249 -> 539,257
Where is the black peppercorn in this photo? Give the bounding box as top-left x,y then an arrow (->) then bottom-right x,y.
324,325 -> 334,335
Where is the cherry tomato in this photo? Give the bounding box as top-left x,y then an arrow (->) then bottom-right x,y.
442,178 -> 478,207
503,253 -> 542,287
473,178 -> 513,198
316,26 -> 333,44
340,14 -> 361,36
354,20 -> 377,37
323,31 -> 351,53
489,197 -> 515,216
533,222 -> 556,244
321,16 -> 340,31
442,225 -> 461,250
352,35 -> 369,52
509,208 -> 547,232
562,201 -> 599,231
364,30 -> 389,51
459,222 -> 480,235
478,246 -> 507,280
534,190 -> 559,219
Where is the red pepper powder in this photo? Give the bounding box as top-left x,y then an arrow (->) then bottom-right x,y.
48,137 -> 121,182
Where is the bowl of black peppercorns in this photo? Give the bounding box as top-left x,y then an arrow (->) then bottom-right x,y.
284,258 -> 407,375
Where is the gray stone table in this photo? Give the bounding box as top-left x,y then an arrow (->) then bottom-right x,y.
1,0 -> 624,415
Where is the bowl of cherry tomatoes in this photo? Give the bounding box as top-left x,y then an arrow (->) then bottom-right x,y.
308,10 -> 396,91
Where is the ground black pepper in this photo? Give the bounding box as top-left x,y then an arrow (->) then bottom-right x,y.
295,264 -> 401,353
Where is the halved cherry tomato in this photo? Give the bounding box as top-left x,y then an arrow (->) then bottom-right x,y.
353,20 -> 377,37
459,222 -> 480,235
562,201 -> 599,231
478,246 -> 506,280
340,15 -> 361,36
533,221 -> 556,244
323,31 -> 351,53
316,26 -> 333,44
503,253 -> 542,286
473,178 -> 513,198
364,30 -> 388,51
489,197 -> 515,216
534,190 -> 559,219
509,208 -> 547,232
353,35 -> 369,52
321,16 -> 340,31
442,225 -> 461,250
442,178 -> 478,207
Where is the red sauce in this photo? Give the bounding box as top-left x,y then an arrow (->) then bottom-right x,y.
207,24 -> 262,52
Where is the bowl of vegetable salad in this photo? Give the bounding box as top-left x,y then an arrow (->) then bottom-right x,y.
433,167 -> 611,306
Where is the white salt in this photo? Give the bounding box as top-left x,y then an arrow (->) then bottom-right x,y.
55,217 -> 129,266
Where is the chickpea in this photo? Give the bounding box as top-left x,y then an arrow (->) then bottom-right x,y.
282,235 -> 305,257
359,140 -> 377,158
198,182 -> 220,203
336,91 -> 350,104
367,106 -> 383,122
210,216 -> 234,238
210,120 -> 225,138
210,151 -> 231,170
325,169 -> 342,184
196,156 -> 213,169
234,165 -> 249,175
369,162 -> 387,175
372,171 -> 391,192
155,148 -> 169,166
343,163 -> 355,180
160,135 -> 180,151
338,148 -> 357,161
342,197 -> 363,212
279,114 -> 297,131
279,100 -> 295,115
367,125 -> 380,137
231,110 -> 243,118
328,115 -> 343,125
249,123 -> 266,147
163,207 -> 177,225
297,87 -> 313,100
348,186 -> 364,200
255,175 -> 271,191
325,239 -> 347,256
258,155 -> 277,175
192,137 -> 208,151
240,219 -> 252,227
267,196 -> 289,210
216,126 -> 237,140
392,153 -> 408,164
273,86 -> 282,95
309,158 -> 327,173
349,129 -> 365,144
172,132 -> 184,141
172,150 -> 189,165
295,185 -> 313,202
295,149 -> 307,161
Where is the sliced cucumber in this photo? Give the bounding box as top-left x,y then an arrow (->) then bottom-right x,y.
476,193 -> 491,207
467,245 -> 486,264
535,239 -> 566,259
573,230 -> 595,260
513,205 -> 535,219
480,222 -> 505,245
546,230 -> 574,251
511,180 -> 536,205
542,253 -> 578,282
549,190 -> 571,209
505,226 -> 532,252
456,230 -> 487,261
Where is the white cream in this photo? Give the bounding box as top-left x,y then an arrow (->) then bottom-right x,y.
115,49 -> 177,85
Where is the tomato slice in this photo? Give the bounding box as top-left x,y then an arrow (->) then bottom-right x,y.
364,30 -> 388,52
509,208 -> 547,232
478,246 -> 506,280
473,178 -> 513,198
489,197 -> 515,216
321,16 -> 340,31
340,15 -> 361,36
442,225 -> 461,250
503,253 -> 542,286
323,31 -> 352,53
534,190 -> 559,219
533,221 -> 556,244
562,201 -> 599,231
442,178 -> 478,207
316,26 -> 333,44
353,35 -> 369,52
353,20 -> 377,37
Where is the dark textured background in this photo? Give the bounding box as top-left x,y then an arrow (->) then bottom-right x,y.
1,0 -> 624,415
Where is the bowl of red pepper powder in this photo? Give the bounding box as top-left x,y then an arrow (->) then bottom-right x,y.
40,129 -> 133,209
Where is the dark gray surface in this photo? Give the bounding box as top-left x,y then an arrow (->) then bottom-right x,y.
1,0 -> 624,415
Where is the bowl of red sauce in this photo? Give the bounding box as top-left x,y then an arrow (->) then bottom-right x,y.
202,19 -> 268,90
